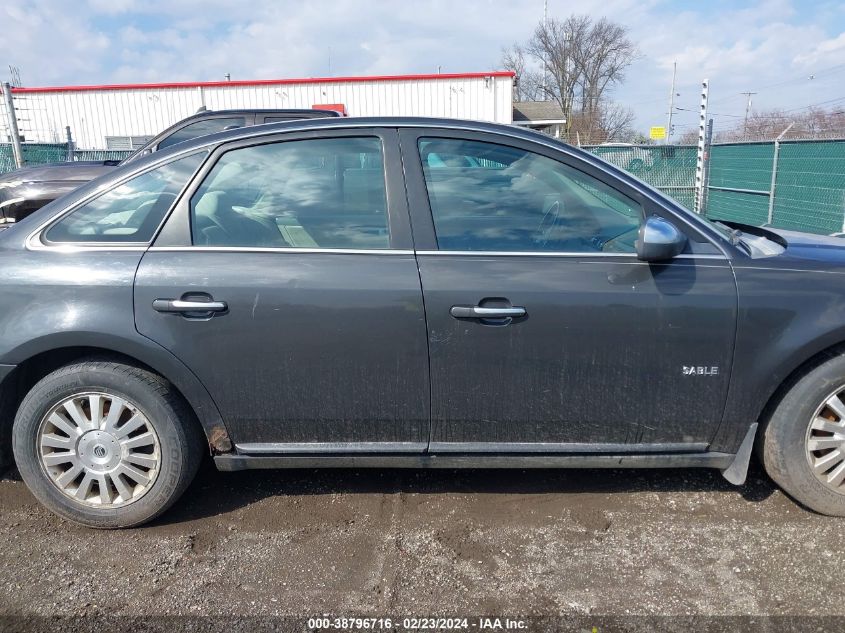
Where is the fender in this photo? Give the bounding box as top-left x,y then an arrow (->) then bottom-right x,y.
0,330 -> 232,454
713,264 -> 845,453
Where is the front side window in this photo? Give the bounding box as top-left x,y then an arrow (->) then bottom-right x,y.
158,117 -> 246,150
45,152 -> 206,244
418,138 -> 643,253
190,137 -> 389,249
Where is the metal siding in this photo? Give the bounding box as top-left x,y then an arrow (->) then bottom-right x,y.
12,76 -> 513,147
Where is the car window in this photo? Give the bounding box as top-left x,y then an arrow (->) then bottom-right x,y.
44,152 -> 206,244
418,138 -> 643,253
189,137 -> 389,249
157,117 -> 247,150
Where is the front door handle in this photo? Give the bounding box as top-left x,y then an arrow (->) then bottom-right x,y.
153,299 -> 228,313
450,305 -> 526,319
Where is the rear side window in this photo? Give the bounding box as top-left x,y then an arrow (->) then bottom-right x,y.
44,152 -> 206,244
158,117 -> 246,150
190,137 -> 389,249
418,138 -> 642,253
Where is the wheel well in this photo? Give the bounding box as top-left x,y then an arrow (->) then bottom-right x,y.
0,346 -> 206,470
758,341 -> 845,431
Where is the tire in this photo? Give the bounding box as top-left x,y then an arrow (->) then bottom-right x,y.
12,360 -> 204,528
762,353 -> 845,516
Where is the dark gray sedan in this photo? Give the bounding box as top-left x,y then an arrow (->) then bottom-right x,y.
2,117 -> 845,527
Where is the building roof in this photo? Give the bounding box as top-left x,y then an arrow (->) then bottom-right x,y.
512,101 -> 566,123
8,71 -> 515,94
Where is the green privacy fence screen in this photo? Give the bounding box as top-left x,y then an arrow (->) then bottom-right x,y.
2,139 -> 844,235
0,144 -> 132,174
704,140 -> 845,235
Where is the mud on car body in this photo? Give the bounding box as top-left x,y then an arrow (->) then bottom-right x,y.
1,116 -> 845,527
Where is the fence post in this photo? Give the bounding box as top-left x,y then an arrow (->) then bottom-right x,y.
767,122 -> 794,226
2,82 -> 24,169
694,79 -> 709,214
699,118 -> 714,215
65,126 -> 75,162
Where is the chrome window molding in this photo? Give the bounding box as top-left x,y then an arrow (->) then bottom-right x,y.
147,246 -> 414,255
415,250 -> 725,259
24,149 -> 210,253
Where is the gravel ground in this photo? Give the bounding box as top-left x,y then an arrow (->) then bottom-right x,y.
0,458 -> 843,619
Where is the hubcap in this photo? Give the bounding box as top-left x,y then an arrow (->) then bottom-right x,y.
806,388 -> 845,494
37,392 -> 161,508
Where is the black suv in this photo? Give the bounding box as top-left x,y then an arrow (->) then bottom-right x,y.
0,108 -> 341,223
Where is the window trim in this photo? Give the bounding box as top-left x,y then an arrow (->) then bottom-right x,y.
153,127 -> 414,251
398,128 -> 729,259
27,149 -> 210,252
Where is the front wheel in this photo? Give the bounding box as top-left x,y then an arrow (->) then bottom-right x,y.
12,361 -> 203,528
762,354 -> 845,516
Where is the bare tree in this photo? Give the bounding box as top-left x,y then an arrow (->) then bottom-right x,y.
577,18 -> 638,117
713,107 -> 845,142
520,14 -> 637,142
596,101 -> 636,141
500,44 -> 542,102
525,15 -> 591,122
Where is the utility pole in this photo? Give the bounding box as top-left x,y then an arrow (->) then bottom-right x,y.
741,91 -> 757,137
2,82 -> 23,169
540,0 -> 548,97
665,60 -> 677,145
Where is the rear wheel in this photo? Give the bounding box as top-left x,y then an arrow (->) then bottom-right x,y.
762,354 -> 845,515
12,361 -> 203,528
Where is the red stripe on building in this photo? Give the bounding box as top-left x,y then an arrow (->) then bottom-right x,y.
9,71 -> 515,94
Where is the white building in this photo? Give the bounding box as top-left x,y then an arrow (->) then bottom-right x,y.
9,71 -> 515,150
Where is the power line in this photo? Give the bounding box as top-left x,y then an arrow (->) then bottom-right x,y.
708,62 -> 845,106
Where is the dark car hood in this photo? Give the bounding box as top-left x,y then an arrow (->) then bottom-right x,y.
0,161 -> 118,184
728,222 -> 845,268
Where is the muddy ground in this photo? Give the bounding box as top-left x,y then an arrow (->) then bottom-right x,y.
0,458 -> 843,619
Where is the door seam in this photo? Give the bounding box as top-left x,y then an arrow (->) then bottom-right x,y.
397,130 -> 434,452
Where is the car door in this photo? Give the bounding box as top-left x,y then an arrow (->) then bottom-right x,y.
134,128 -> 430,452
399,129 -> 737,452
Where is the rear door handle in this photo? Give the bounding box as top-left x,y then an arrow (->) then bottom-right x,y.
450,305 -> 526,319
153,299 -> 228,313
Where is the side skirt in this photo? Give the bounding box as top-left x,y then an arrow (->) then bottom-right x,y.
215,451 -> 734,471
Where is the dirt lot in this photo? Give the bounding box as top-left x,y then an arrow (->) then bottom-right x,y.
0,458 -> 843,619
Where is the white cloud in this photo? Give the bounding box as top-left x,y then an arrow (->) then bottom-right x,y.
1,0 -> 843,133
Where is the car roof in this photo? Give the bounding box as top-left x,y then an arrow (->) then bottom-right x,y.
155,116 -> 568,155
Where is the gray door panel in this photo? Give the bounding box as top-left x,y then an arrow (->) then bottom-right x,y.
419,254 -> 736,447
135,251 -> 429,446
135,128 -> 430,449
399,129 -> 738,449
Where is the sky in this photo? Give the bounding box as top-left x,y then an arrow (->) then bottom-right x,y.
2,0 -> 844,136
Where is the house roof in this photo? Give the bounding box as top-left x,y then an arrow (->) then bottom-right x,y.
512,101 -> 566,123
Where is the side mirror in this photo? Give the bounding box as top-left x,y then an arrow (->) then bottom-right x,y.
636,216 -> 687,262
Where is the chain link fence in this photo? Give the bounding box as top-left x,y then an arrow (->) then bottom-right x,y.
0,143 -> 132,174
584,144 -> 697,210
583,141 -> 845,235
